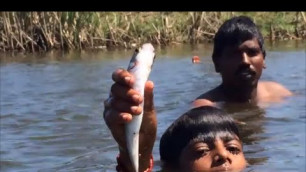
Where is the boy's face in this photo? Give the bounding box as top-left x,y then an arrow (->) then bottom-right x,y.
179,136 -> 246,172
215,38 -> 265,87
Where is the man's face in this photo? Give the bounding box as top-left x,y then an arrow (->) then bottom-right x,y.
215,38 -> 265,87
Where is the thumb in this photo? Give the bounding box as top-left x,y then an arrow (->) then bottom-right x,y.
144,80 -> 154,112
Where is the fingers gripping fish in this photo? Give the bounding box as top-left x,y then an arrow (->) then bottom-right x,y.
125,43 -> 155,172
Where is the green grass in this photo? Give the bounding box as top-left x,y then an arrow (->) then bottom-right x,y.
0,12 -> 305,52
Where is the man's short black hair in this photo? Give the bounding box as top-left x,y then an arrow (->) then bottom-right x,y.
212,16 -> 266,67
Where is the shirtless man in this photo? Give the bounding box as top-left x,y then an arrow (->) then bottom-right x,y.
193,16 -> 292,107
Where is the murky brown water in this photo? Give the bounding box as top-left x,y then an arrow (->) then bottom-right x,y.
1,41 -> 305,172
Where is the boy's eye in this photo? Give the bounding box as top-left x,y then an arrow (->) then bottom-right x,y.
196,148 -> 209,156
227,146 -> 241,155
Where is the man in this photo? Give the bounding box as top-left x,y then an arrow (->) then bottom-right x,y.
193,16 -> 292,107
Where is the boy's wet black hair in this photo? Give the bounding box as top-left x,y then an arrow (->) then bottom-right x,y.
159,106 -> 240,167
212,16 -> 266,71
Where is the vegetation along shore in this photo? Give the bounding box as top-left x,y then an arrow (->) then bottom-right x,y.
0,12 -> 305,52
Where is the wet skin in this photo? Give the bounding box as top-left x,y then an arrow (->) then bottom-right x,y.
179,134 -> 246,172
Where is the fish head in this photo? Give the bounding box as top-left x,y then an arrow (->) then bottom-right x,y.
136,43 -> 155,69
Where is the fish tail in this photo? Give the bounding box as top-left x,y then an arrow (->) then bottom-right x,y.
126,113 -> 143,172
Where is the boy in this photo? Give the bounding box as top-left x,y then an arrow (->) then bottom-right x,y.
159,106 -> 246,171
113,106 -> 247,172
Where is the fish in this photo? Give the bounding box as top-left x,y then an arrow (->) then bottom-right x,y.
125,43 -> 155,172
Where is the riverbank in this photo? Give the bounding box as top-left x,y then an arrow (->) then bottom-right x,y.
1,12 -> 305,53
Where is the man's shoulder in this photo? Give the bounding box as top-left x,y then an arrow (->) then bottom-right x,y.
258,81 -> 293,97
196,86 -> 221,101
193,87 -> 222,108
192,98 -> 216,108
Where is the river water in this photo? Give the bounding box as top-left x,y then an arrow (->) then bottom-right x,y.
1,41 -> 305,172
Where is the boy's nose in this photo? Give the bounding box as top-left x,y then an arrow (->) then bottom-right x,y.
212,141 -> 231,165
213,149 -> 229,163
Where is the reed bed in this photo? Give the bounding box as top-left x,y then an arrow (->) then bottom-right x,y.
0,12 -> 305,52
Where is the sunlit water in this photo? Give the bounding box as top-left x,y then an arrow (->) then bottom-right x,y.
1,41 -> 305,172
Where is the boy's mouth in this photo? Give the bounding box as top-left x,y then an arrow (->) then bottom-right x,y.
211,164 -> 231,171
